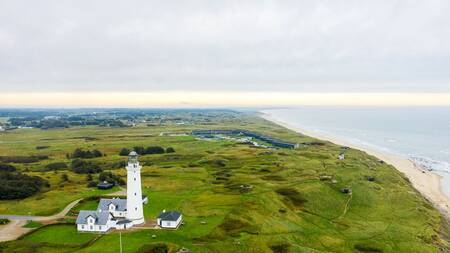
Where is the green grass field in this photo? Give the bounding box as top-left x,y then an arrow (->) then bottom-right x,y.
0,113 -> 449,252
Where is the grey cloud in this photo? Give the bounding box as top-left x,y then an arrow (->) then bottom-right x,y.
0,0 -> 449,92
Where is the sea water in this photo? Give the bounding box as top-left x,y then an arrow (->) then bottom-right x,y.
263,107 -> 450,198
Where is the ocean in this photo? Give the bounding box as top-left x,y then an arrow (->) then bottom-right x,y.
263,107 -> 450,198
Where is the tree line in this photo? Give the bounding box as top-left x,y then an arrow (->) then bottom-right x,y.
0,164 -> 49,200
119,146 -> 175,156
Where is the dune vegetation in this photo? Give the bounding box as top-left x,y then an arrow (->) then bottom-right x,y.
0,112 -> 449,252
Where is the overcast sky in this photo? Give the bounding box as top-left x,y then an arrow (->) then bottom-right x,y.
1,0 -> 450,93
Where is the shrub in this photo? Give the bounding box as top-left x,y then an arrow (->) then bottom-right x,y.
133,146 -> 166,155
269,244 -> 290,253
119,148 -> 130,156
165,147 -> 175,153
87,181 -> 97,188
0,219 -> 10,225
61,173 -> 69,182
0,155 -> 48,163
99,171 -> 125,186
275,188 -> 307,206
43,162 -> 67,171
354,244 -> 383,253
0,164 -> 17,172
145,146 -> 165,154
36,146 -> 50,150
0,171 -> 49,200
71,148 -> 103,159
71,159 -> 102,174
136,244 -> 170,253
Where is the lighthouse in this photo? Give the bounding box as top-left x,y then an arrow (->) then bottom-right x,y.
125,151 -> 145,225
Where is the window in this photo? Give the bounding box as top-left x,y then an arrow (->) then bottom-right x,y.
134,192 -> 137,196
99,226 -> 102,230
81,225 -> 84,229
134,178 -> 136,181
135,207 -> 137,211
90,225 -> 93,230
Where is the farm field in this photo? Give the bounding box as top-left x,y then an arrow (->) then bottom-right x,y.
0,112 -> 449,252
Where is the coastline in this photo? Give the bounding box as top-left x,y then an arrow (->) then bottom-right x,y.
260,112 -> 450,220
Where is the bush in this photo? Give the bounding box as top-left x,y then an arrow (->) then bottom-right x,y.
61,173 -> 69,182
99,171 -> 125,186
36,146 -> 50,150
136,244 -> 169,253
275,188 -> 307,206
145,146 -> 165,154
0,219 -> 10,225
132,146 -> 166,155
43,162 -> 67,171
119,148 -> 130,156
87,181 -> 97,188
71,148 -> 103,159
269,244 -> 290,253
71,159 -> 102,174
165,147 -> 175,153
0,155 -> 48,163
0,171 -> 49,200
0,164 -> 17,172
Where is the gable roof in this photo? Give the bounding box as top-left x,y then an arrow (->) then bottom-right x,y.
158,211 -> 181,221
97,198 -> 127,212
76,211 -> 110,225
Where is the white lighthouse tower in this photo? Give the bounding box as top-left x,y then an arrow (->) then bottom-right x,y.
125,151 -> 145,225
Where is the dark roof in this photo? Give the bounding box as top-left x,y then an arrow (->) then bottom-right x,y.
97,182 -> 114,189
116,219 -> 132,225
158,211 -> 181,221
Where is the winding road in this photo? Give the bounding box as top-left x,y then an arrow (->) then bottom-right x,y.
0,198 -> 82,242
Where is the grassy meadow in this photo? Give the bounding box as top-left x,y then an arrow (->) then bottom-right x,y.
0,113 -> 449,252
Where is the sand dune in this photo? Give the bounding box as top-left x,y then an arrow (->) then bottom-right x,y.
261,112 -> 450,220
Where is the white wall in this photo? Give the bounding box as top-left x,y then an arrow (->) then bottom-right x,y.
126,162 -> 144,224
77,223 -> 110,233
157,215 -> 182,229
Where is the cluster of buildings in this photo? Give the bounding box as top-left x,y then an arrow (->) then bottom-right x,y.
192,129 -> 300,149
76,151 -> 182,233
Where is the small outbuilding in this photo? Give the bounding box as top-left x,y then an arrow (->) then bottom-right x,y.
97,182 -> 114,190
157,210 -> 183,229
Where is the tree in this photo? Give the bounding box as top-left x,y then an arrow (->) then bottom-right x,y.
145,146 -> 165,154
0,171 -> 49,200
166,147 -> 175,153
71,159 -> 102,174
119,148 -> 130,156
0,164 -> 17,172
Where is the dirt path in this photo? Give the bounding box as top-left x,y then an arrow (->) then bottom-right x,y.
0,188 -> 125,242
0,220 -> 29,242
0,198 -> 82,222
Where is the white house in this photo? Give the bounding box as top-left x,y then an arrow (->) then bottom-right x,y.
157,211 -> 182,229
338,153 -> 345,160
76,151 -> 147,233
76,211 -> 114,233
97,198 -> 127,218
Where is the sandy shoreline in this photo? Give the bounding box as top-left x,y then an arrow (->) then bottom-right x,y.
260,112 -> 450,220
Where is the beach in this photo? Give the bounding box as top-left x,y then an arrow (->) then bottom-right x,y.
261,112 -> 450,220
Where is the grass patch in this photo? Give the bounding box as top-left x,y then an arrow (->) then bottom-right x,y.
22,224 -> 97,245
22,220 -> 43,228
275,187 -> 307,206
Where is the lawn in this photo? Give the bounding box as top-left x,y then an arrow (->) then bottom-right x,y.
0,113 -> 449,253
23,224 -> 97,245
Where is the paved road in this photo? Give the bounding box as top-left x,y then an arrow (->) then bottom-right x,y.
0,198 -> 82,242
